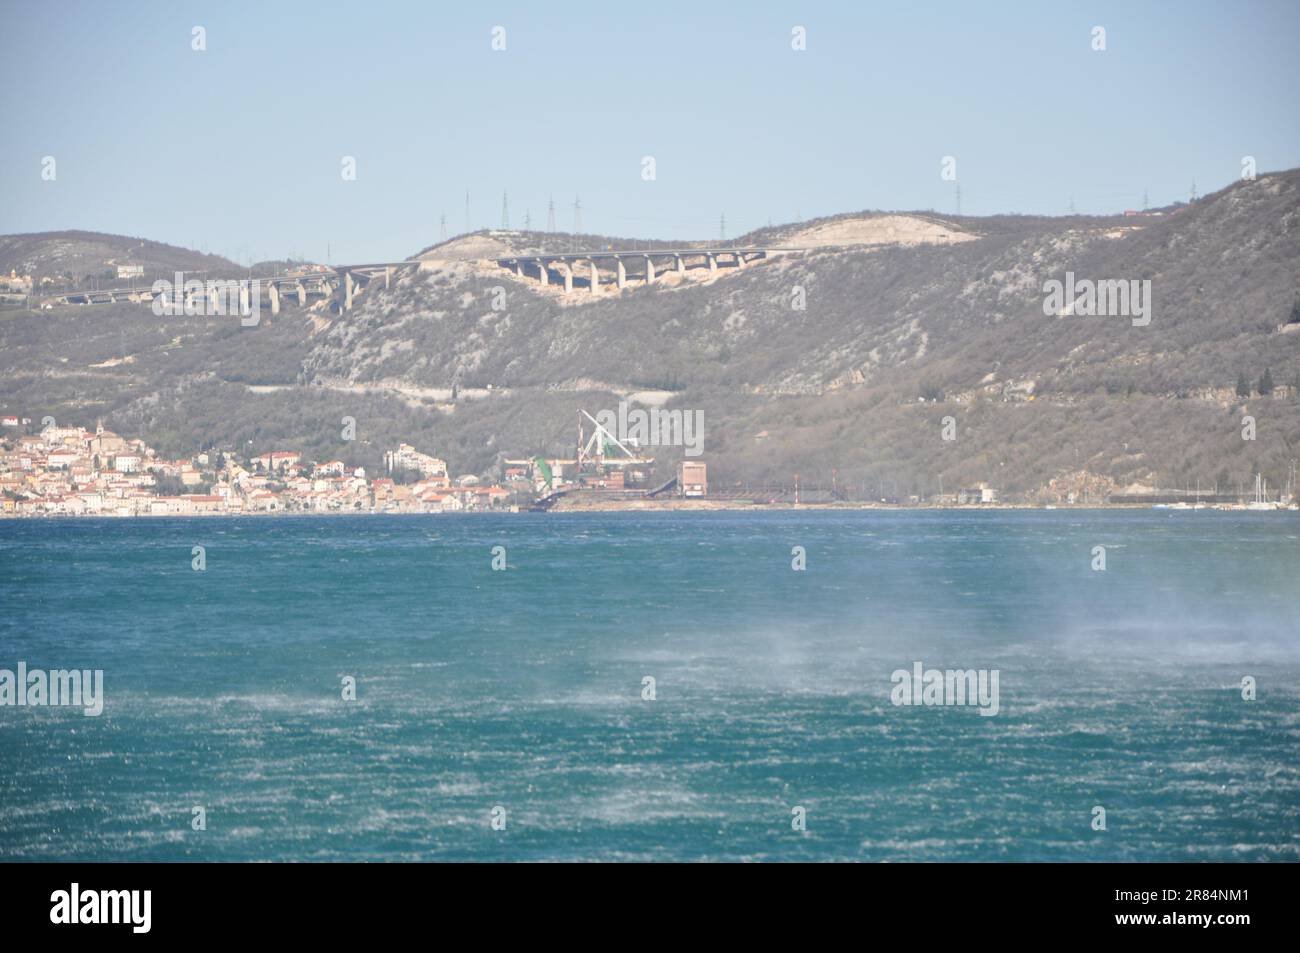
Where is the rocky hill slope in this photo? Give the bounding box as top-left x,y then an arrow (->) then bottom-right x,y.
0,230 -> 240,287
2,172 -> 1298,499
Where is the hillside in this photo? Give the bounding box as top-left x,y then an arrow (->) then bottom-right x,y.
0,230 -> 240,289
413,211 -> 979,262
2,172 -> 1298,500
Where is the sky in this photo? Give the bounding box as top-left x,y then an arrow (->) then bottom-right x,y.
2,0 -> 1298,263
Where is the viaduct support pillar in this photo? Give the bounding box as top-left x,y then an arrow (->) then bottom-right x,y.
645,256 -> 656,286
589,260 -> 600,295
616,258 -> 626,289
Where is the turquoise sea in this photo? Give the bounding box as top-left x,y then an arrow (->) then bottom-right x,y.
1,511 -> 1297,861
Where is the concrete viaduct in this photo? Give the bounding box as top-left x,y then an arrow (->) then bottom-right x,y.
494,246 -> 806,295
42,261 -> 422,314
40,245 -> 807,312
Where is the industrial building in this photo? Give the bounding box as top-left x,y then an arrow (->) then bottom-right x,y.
677,461 -> 707,497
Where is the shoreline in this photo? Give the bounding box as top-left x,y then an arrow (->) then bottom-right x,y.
545,500 -> 1299,513
2,500 -> 1296,519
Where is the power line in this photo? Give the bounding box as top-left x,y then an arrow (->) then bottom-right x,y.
501,191 -> 509,229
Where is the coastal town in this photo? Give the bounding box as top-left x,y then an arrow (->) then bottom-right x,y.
0,418 -> 514,517
3,415 -> 1296,517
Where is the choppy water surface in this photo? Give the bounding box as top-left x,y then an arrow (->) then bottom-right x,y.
1,511 -> 1297,860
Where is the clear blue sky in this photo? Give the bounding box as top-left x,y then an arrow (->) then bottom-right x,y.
2,0 -> 1297,263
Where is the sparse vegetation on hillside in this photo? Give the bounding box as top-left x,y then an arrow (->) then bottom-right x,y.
0,231 -> 241,293
3,171 -> 1299,499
